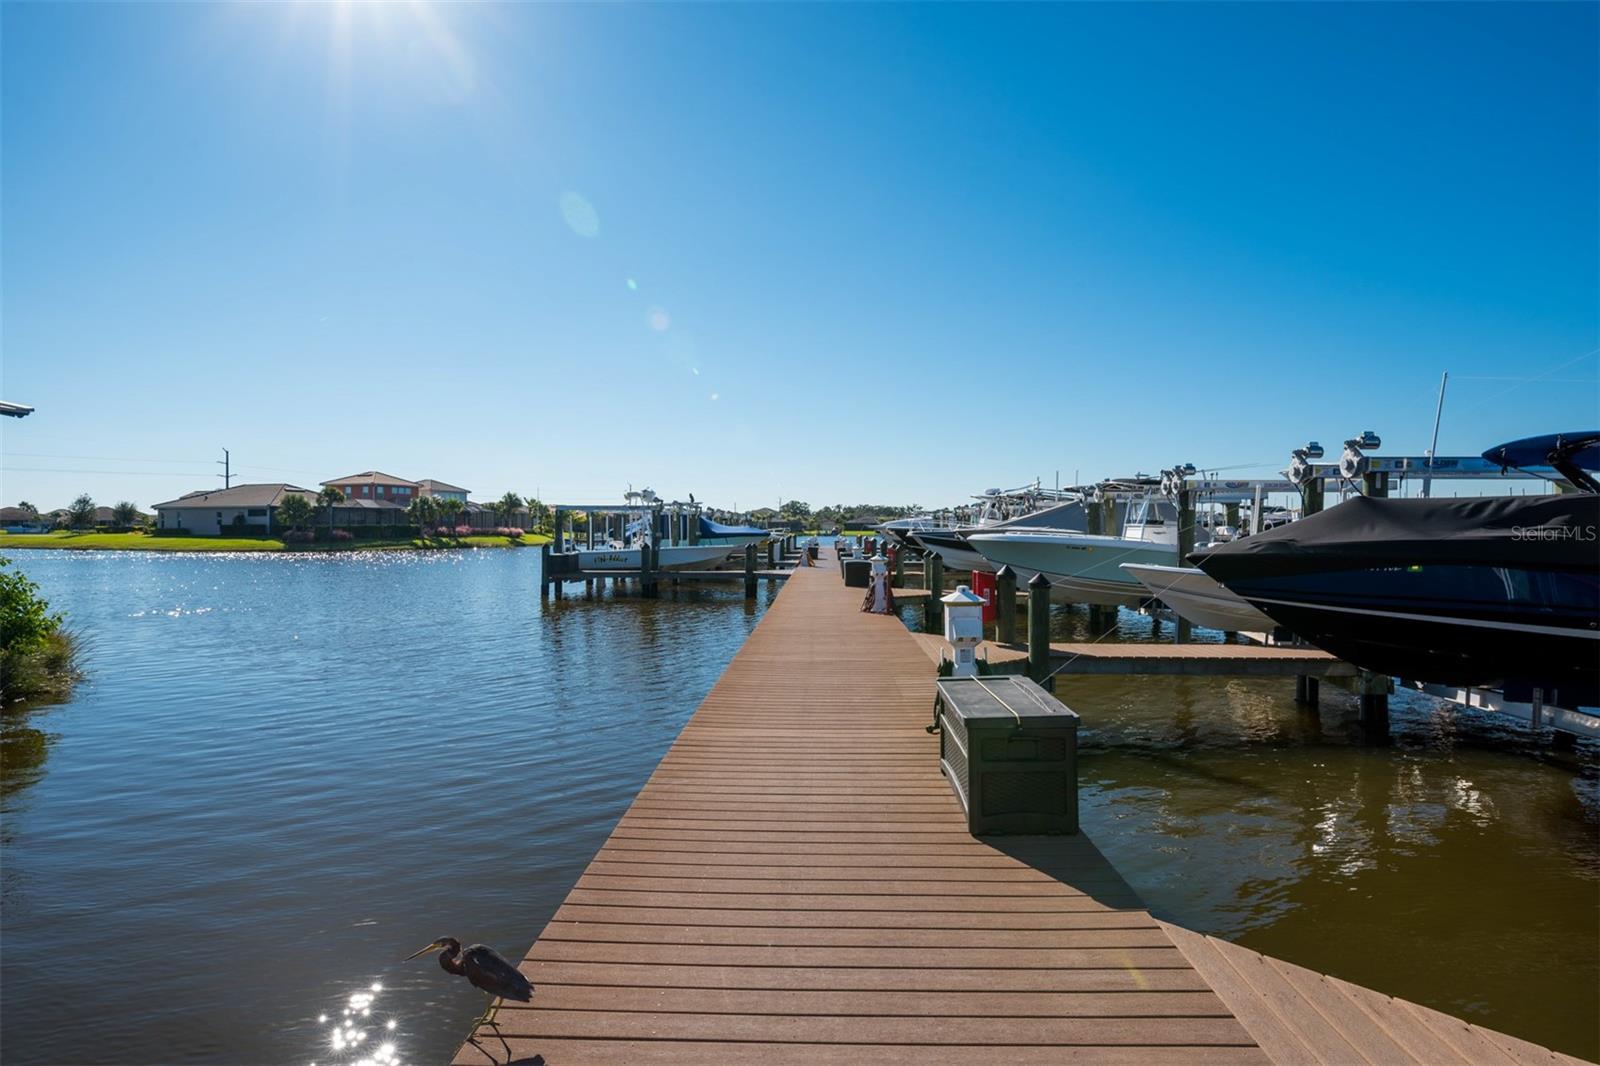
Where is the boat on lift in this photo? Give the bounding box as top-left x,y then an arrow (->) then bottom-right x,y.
695,515 -> 773,552
966,495 -> 1183,606
877,515 -> 938,549
1193,431 -> 1600,701
573,491 -> 769,572
1120,563 -> 1276,633
910,483 -> 1085,572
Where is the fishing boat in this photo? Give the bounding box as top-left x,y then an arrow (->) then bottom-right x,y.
877,516 -> 938,549
1193,432 -> 1600,699
1120,563 -> 1276,632
572,492 -> 770,572
966,496 -> 1182,606
910,484 -> 1085,572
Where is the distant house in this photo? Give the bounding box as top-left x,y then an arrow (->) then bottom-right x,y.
152,483 -> 316,535
1,506 -> 49,533
417,479 -> 469,502
325,498 -> 408,526
321,471 -> 419,505
748,507 -> 779,522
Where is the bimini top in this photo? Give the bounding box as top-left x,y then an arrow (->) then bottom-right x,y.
699,516 -> 770,538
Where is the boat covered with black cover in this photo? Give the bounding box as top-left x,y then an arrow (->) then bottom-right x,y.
1193,493 -> 1599,698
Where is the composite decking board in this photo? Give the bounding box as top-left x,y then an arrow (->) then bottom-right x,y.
464,554 -> 1565,1065
534,923 -> 1177,949
491,985 -> 1236,1017
564,889 -> 1147,912
472,1009 -> 1261,1045
454,1039 -> 1273,1065
551,905 -> 1161,929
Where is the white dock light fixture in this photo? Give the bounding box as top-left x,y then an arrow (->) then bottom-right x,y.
942,585 -> 987,678
867,552 -> 891,613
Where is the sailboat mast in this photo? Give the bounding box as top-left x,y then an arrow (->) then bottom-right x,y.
1422,371 -> 1449,498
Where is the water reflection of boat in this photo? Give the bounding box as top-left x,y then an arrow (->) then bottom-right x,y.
1194,432 -> 1600,699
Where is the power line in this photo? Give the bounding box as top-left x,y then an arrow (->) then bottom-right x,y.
2,466 -> 220,476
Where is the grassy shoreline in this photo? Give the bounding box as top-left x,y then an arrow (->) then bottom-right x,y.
0,531 -> 552,553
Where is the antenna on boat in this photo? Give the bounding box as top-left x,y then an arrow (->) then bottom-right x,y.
1422,371 -> 1448,498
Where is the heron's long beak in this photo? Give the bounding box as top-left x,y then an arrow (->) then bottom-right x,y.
405,940 -> 448,961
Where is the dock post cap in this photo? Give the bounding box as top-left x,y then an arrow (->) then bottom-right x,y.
1027,571 -> 1052,589
994,564 -> 1014,579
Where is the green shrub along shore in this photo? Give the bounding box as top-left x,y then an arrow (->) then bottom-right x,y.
0,556 -> 80,704
0,531 -> 552,553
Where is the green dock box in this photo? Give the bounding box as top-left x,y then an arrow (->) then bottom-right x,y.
934,676 -> 1079,835
843,558 -> 871,587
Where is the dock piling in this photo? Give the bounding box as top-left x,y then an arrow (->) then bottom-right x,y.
1027,571 -> 1052,686
744,544 -> 757,598
1175,486 -> 1194,644
995,565 -> 1017,644
641,540 -> 658,598
924,553 -> 944,631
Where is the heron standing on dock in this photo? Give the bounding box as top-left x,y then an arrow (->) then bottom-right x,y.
405,936 -> 534,1040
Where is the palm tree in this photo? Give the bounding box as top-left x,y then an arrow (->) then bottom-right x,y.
525,496 -> 550,534
318,487 -> 345,534
276,493 -> 314,531
437,497 -> 465,532
495,491 -> 523,526
407,495 -> 437,537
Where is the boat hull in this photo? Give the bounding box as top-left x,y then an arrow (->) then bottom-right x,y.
574,544 -> 737,571
1195,493 -> 1600,698
966,532 -> 1176,607
909,530 -> 993,573
1121,564 -> 1275,633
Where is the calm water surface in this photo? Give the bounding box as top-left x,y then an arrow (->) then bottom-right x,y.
3,550 -> 777,1065
4,552 -> 1597,1063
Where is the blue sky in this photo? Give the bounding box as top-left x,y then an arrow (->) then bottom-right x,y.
3,2 -> 1595,512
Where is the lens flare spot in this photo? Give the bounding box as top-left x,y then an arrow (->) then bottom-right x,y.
691,367 -> 700,376
626,278 -> 638,291
559,192 -> 600,238
647,307 -> 670,332
709,392 -> 720,401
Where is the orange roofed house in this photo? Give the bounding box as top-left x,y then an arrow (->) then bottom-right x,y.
321,471 -> 419,505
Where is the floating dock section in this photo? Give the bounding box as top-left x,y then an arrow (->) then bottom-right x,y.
460,551 -> 1585,1064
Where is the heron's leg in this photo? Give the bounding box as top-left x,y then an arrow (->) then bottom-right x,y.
483,996 -> 512,1060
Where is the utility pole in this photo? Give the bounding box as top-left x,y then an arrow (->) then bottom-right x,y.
217,448 -> 232,489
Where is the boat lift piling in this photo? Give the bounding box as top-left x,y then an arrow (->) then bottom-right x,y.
1174,485 -> 1195,644
995,565 -> 1017,644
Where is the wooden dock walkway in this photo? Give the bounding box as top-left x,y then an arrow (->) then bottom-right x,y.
459,552 -> 1585,1065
